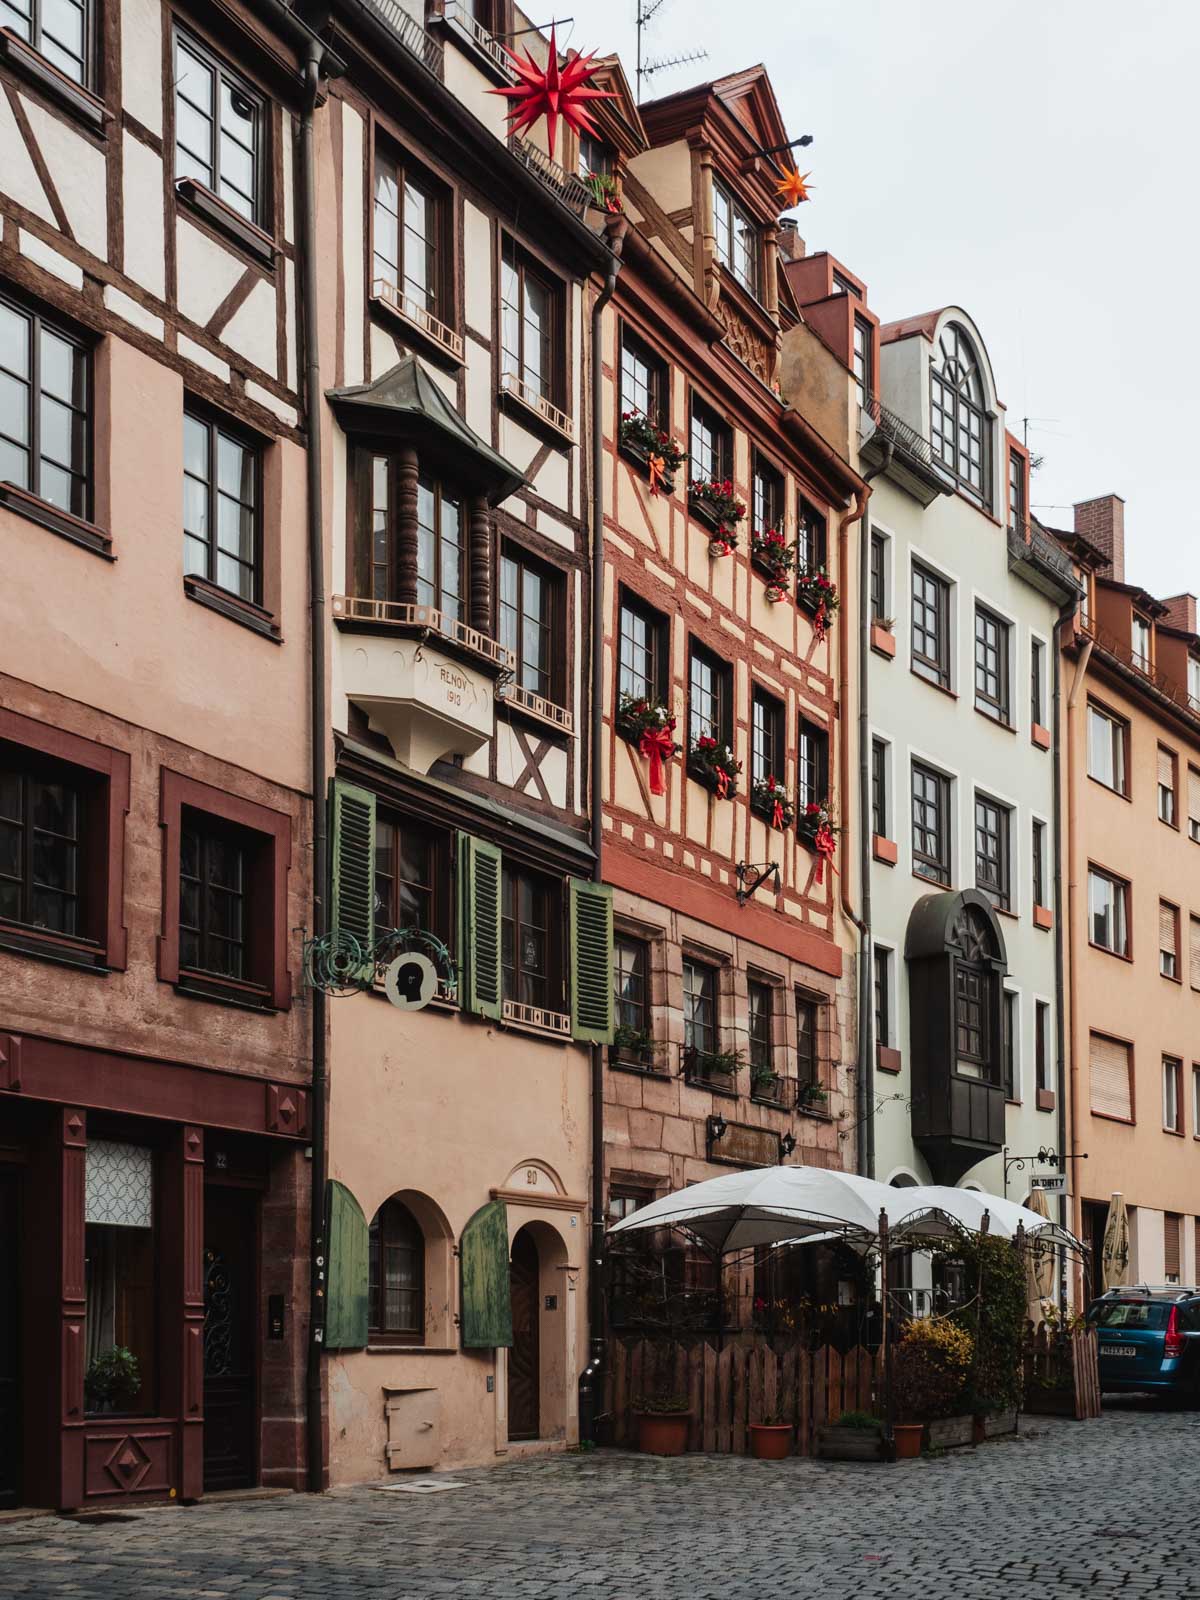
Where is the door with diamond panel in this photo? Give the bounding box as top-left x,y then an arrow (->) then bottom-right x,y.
203,1187 -> 257,1490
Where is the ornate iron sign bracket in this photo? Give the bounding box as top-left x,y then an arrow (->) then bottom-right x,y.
735,860 -> 780,906
302,926 -> 457,1001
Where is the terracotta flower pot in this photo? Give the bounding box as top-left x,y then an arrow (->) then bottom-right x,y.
892,1422 -> 924,1460
635,1411 -> 690,1456
748,1423 -> 792,1460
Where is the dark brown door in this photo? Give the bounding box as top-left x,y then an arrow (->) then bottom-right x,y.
203,1187 -> 258,1491
508,1230 -> 539,1441
0,1173 -> 20,1509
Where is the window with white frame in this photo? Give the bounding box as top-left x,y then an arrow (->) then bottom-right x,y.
1088,866 -> 1129,956
1163,1056 -> 1183,1133
712,179 -> 760,297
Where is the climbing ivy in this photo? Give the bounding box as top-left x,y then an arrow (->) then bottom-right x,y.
932,1231 -> 1026,1414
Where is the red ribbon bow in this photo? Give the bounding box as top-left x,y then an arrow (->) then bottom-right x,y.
812,599 -> 829,644
715,765 -> 731,800
814,821 -> 838,885
772,797 -> 785,829
638,725 -> 675,796
648,452 -> 666,497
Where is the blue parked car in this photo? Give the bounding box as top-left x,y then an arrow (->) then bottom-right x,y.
1087,1287 -> 1200,1402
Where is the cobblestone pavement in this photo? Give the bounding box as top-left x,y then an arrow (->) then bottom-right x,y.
3,1400 -> 1198,1600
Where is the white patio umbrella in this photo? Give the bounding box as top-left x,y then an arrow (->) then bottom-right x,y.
888,1185 -> 1080,1251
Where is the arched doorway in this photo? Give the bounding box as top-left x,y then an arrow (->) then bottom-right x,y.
508,1228 -> 540,1441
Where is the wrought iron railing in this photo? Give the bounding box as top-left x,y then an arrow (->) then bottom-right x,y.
1081,614 -> 1200,725
1006,523 -> 1080,592
442,0 -> 512,77
860,391 -> 940,473
363,0 -> 444,74
509,136 -> 592,216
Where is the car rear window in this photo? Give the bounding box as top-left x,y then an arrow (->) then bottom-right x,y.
1092,1301 -> 1169,1329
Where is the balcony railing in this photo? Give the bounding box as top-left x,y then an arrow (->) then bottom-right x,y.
370,277 -> 464,361
860,391 -> 939,472
442,0 -> 513,78
502,998 -> 572,1037
1080,613 -> 1200,725
498,367 -> 576,439
498,681 -> 575,734
332,594 -> 513,673
508,136 -> 592,217
363,0 -> 444,74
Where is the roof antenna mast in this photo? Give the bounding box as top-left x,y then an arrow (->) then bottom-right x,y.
636,0 -> 707,103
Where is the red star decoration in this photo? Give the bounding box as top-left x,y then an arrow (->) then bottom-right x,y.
774,167 -> 815,211
490,24 -> 616,163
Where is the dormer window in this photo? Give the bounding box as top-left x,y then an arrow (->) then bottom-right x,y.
713,179 -> 760,298
1008,449 -> 1025,534
1132,613 -> 1151,674
853,316 -> 872,404
1188,656 -> 1200,712
578,133 -> 613,177
930,323 -> 990,504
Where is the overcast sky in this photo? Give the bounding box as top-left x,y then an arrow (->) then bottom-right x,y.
566,0 -> 1198,600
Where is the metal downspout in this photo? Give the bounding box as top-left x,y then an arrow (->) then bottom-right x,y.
579,234 -> 623,1442
1051,605 -> 1071,1309
300,42 -> 330,1495
1065,632 -> 1094,1306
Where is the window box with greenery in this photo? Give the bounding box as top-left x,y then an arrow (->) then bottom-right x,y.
796,1079 -> 828,1113
797,797 -> 838,881
687,735 -> 741,800
611,1024 -> 662,1071
750,773 -> 794,830
750,529 -> 796,601
688,478 -> 746,553
616,692 -> 680,796
583,171 -> 623,214
618,410 -> 686,494
750,1059 -> 787,1104
796,566 -> 840,637
685,1045 -> 744,1088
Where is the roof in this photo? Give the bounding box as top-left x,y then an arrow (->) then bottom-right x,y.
879,309 -> 945,346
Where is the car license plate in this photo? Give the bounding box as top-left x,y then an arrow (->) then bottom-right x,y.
1100,1344 -> 1136,1358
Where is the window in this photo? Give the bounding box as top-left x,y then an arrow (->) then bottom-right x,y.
832,270 -> 859,298
955,961 -> 992,1081
911,562 -> 951,688
682,957 -> 717,1057
1008,450 -> 1025,533
930,322 -> 989,501
750,688 -> 784,785
619,328 -> 666,425
1035,1001 -> 1051,1094
1189,657 -> 1200,712
853,316 -> 872,404
751,453 -> 784,535
501,240 -> 558,403
613,934 -> 649,1035
873,947 -> 891,1048
1193,1065 -> 1200,1136
748,980 -> 774,1086
1088,867 -> 1129,956
359,458 -> 464,620
712,178 -> 759,297
1189,767 -> 1200,842
688,642 -> 731,746
1002,990 -> 1017,1100
796,496 -> 827,574
374,812 -> 448,942
797,719 -> 829,811
1131,614 -> 1151,674
0,754 -> 83,936
1164,1213 -> 1182,1283
179,815 -> 251,982
1163,1057 -> 1183,1134
1159,900 -> 1179,980
0,292 -> 90,517
1030,639 -> 1045,727
183,407 -> 260,603
1086,703 -> 1127,794
174,30 -> 264,224
1032,817 -> 1046,909
974,605 -> 1010,723
1090,1032 -> 1132,1121
2,0 -> 91,83
85,1140 -> 156,1416
974,794 -> 1010,911
500,546 -> 562,702
912,762 -> 951,885
689,395 -> 731,483
617,592 -> 667,703
795,994 -> 818,1088
1157,745 -> 1178,826
869,530 -> 887,622
871,739 -> 888,838
501,864 -> 557,1011
368,1198 -> 424,1343
373,150 -> 443,319
578,132 -> 612,177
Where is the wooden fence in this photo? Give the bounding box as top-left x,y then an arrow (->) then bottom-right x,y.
1022,1324 -> 1101,1419
606,1337 -> 881,1456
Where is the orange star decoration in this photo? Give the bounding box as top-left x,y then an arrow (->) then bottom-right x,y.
490,24 -> 616,164
774,167 -> 815,211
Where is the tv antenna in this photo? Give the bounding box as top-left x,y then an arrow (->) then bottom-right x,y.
636,0 -> 707,103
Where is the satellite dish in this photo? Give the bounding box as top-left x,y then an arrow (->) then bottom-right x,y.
383,952 -> 437,1011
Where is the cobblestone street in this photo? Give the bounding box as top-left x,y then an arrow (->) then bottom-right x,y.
2,1402 -> 1197,1600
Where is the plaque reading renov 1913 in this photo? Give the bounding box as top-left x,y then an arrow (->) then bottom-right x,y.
708,1121 -> 781,1168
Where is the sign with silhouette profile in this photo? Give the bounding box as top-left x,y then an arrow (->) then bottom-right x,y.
383,952 -> 438,1011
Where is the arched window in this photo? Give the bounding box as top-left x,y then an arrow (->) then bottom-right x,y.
930,324 -> 990,502
951,904 -> 1000,1084
368,1198 -> 425,1344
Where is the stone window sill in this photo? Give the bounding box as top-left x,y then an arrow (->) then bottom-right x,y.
184,574 -> 281,641
0,481 -> 113,559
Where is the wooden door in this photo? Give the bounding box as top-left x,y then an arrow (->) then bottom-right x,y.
507,1230 -> 539,1441
203,1187 -> 258,1491
0,1173 -> 20,1508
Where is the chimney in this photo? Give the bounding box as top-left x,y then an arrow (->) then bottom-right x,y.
1073,494 -> 1125,583
1161,593 -> 1198,634
777,220 -> 804,261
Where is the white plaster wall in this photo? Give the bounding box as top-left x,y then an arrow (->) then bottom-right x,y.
122,133 -> 165,299
175,218 -> 249,327
463,202 -> 493,334
341,105 -> 365,387
464,336 -> 491,437
223,279 -> 278,377
21,95 -> 107,258
121,0 -> 163,134
0,92 -> 55,227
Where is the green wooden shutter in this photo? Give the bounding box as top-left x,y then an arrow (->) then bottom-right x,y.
459,834 -> 502,1020
330,780 -> 376,970
325,1180 -> 369,1350
460,1199 -> 512,1348
570,878 -> 614,1043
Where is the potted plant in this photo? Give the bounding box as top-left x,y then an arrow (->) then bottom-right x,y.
750,529 -> 796,600
583,171 -> 623,215
796,1080 -> 827,1112
84,1346 -> 141,1414
618,410 -> 686,493
687,735 -> 741,799
750,774 -> 794,830
748,1410 -> 792,1460
685,1046 -> 744,1086
891,1317 -> 974,1459
634,1389 -> 691,1455
688,478 -> 746,551
817,1410 -> 886,1462
750,1059 -> 783,1102
612,1023 -> 659,1069
796,565 -> 839,620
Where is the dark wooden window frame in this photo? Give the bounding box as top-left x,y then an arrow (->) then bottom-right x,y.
796,495 -> 828,574
618,323 -> 668,429
182,400 -> 264,608
974,792 -> 1011,912
0,706 -> 128,970
1002,989 -> 1018,1100
500,860 -> 563,1014
616,588 -> 669,705
795,992 -> 820,1091
499,234 -> 566,410
370,141 -> 450,325
0,287 -> 93,526
712,176 -> 761,299
873,947 -> 890,1049
1035,1000 -> 1051,1096
1032,816 -> 1046,909
687,638 -> 733,749
158,768 -> 291,1009
613,932 -> 651,1039
974,603 -> 1011,724
688,392 -> 732,485
869,529 -> 887,622
750,686 -> 785,786
172,26 -> 273,253
499,539 -> 567,707
374,807 -> 452,946
1031,637 -> 1045,726
751,450 -> 785,536
747,977 -> 776,1091
912,759 -> 951,886
797,717 -> 830,811
871,738 -> 888,839
911,560 -> 952,688
1,0 -> 97,91
368,1196 -> 425,1344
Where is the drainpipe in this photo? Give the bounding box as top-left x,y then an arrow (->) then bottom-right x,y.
837,444 -> 889,1178
1064,629 -> 1094,1307
300,41 -> 330,1496
1051,602 -> 1071,1310
579,224 -> 624,1443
